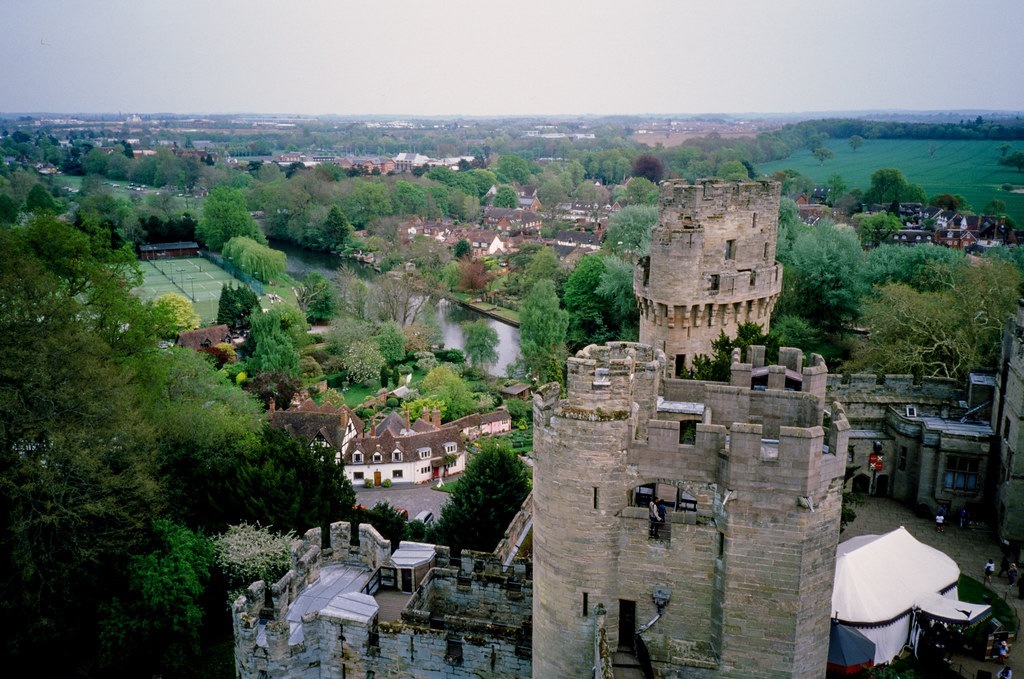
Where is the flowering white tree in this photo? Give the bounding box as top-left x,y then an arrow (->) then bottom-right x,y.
214,523 -> 294,602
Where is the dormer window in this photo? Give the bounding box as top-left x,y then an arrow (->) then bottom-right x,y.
419,448 -> 431,460
444,442 -> 457,455
353,452 -> 364,464
372,452 -> 382,463
393,451 -> 402,462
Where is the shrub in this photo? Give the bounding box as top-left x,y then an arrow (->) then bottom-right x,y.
364,479 -> 374,488
214,523 -> 294,603
357,407 -> 374,420
415,350 -> 439,373
397,364 -> 413,375
386,397 -> 399,408
382,479 -> 392,488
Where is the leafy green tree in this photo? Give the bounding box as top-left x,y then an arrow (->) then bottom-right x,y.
863,244 -> 966,290
812,147 -> 834,166
519,246 -> 562,296
453,238 -> 471,259
297,271 -> 336,323
0,192 -> 18,224
518,280 -> 568,384
244,308 -> 300,376
596,254 -> 640,339
374,320 -> 409,365
98,521 -> 214,675
984,199 -> 1008,215
431,438 -> 531,553
825,174 -> 847,206
216,283 -> 260,328
1000,151 -> 1024,172
604,205 -> 657,256
461,319 -> 499,370
222,236 -> 286,283
865,168 -> 926,205
421,364 -> 476,420
322,205 -> 353,247
778,221 -> 865,333
360,501 -> 407,549
495,155 -> 533,184
198,187 -> 264,250
625,176 -> 659,205
153,292 -> 200,337
564,254 -> 616,350
718,160 -> 749,181
23,183 -> 58,213
848,135 -> 864,152
853,212 -> 902,247
493,185 -> 519,209
688,323 -> 778,381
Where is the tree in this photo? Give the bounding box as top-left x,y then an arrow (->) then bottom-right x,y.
0,193 -> 18,224
374,320 -> 408,365
625,176 -> 659,205
605,205 -> 658,256
23,183 -> 58,213
243,308 -> 300,376
431,438 -> 531,553
984,199 -> 1008,215
596,254 -> 640,339
495,155 -> 533,185
865,168 -> 926,204
296,271 -> 336,323
688,323 -> 777,382
718,160 -> 749,181
461,319 -> 499,370
853,212 -> 902,247
457,258 -> 492,292
812,147 -> 835,166
370,274 -> 428,326
632,155 -> 664,183
341,341 -> 386,384
493,185 -> 519,209
97,521 -> 214,675
518,280 -> 568,383
153,292 -> 200,337
222,236 -> 286,283
999,142 -> 1012,158
779,221 -> 865,333
453,238 -> 471,260
825,174 -> 847,206
214,523 -> 293,603
322,205 -> 353,248
849,135 -> 864,152
849,258 -> 1021,381
421,365 -> 476,420
216,283 -> 260,328
929,193 -> 968,211
360,501 -> 407,549
197,187 -> 264,250
518,246 -> 562,296
1000,151 -> 1024,173
564,254 -> 616,350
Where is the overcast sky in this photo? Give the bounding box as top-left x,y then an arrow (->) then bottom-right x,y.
2,0 -> 1022,116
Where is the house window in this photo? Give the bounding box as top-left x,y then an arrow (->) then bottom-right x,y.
353,453 -> 363,464
353,472 -> 364,480
944,456 -> 979,491
419,449 -> 431,460
372,452 -> 382,463
709,275 -> 720,291
393,470 -> 403,479
393,451 -> 402,462
725,240 -> 735,260
444,442 -> 457,455
421,466 -> 430,474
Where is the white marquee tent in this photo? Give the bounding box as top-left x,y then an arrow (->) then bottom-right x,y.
832,526 -> 990,665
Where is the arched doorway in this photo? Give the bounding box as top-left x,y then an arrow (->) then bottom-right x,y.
852,474 -> 870,494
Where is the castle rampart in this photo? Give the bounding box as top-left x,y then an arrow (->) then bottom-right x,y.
635,179 -> 784,376
532,342 -> 847,679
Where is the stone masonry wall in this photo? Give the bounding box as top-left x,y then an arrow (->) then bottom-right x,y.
635,179 -> 784,373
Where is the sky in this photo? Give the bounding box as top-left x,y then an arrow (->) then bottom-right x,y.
2,0 -> 1023,117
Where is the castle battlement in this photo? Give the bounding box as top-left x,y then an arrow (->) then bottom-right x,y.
636,180 -> 784,376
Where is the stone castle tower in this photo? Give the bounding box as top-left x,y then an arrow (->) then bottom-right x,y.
532,343 -> 848,678
635,179 -> 784,377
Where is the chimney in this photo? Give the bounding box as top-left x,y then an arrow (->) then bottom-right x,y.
269,397 -> 275,413
432,407 -> 441,428
404,406 -> 410,432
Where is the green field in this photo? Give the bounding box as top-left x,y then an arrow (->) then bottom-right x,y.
133,257 -> 235,323
760,139 -> 1024,224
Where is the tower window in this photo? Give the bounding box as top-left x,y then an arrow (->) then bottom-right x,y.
764,243 -> 769,260
725,240 -> 735,260
709,275 -> 720,291
593,487 -> 599,509
752,212 -> 757,229
583,592 -> 589,616
749,270 -> 757,287
674,354 -> 687,378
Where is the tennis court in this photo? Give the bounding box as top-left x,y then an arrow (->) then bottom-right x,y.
133,257 -> 241,323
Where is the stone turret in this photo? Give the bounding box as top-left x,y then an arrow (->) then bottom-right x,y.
635,179 -> 784,377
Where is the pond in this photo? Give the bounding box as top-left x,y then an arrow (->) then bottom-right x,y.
270,239 -> 522,376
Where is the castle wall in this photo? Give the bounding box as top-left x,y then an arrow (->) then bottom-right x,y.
995,304 -> 1024,546
635,179 -> 784,373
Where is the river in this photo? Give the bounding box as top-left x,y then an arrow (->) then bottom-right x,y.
270,240 -> 522,376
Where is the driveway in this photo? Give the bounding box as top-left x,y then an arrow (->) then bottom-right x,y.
355,476 -> 456,520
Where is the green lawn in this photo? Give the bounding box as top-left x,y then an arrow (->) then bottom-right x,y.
958,574 -> 1017,633
760,139 -> 1024,224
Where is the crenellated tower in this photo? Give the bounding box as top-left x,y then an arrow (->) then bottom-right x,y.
635,179 -> 784,377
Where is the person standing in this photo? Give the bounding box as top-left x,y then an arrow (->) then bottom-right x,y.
935,512 -> 945,533
998,639 -> 1009,664
1010,564 -> 1019,588
649,496 -> 660,538
987,558 -> 996,585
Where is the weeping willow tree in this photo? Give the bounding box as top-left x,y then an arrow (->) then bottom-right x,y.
222,236 -> 286,283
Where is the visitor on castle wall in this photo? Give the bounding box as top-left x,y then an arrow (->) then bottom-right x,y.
657,498 -> 667,526
998,639 -> 1009,665
1008,563 -> 1019,588
649,497 -> 661,538
986,558 -> 995,585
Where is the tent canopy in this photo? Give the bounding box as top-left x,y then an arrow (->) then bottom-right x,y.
833,526 -> 959,625
915,592 -> 990,626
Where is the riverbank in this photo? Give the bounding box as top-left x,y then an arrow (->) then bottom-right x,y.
448,293 -> 520,328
